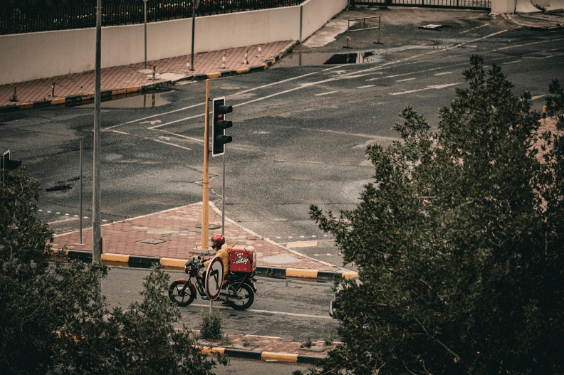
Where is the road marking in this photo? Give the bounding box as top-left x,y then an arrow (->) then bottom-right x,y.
287,241 -> 318,248
435,72 -> 452,76
151,30 -> 511,132
110,69 -> 340,130
459,23 -> 489,34
396,78 -> 415,82
48,217 -> 79,224
151,139 -> 192,150
191,304 -> 333,319
502,60 -> 522,65
391,82 -> 461,96
315,91 -> 339,96
357,85 -> 375,89
112,130 -> 129,135
532,95 -> 545,101
140,120 -> 162,125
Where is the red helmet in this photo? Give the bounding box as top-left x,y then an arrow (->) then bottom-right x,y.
211,235 -> 225,249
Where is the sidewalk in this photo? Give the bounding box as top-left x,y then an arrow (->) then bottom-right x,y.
51,201 -> 357,281
0,40 -> 297,112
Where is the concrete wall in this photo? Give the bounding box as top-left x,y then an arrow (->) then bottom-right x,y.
0,0 -> 347,85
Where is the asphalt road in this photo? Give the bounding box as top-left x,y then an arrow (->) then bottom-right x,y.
101,267 -> 338,341
1,7 -> 563,276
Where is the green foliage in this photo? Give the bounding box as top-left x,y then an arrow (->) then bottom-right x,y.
301,336 -> 313,348
309,56 -> 564,375
0,170 -> 225,374
200,308 -> 223,341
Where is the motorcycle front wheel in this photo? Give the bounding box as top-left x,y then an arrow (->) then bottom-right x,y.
228,283 -> 254,310
168,280 -> 195,307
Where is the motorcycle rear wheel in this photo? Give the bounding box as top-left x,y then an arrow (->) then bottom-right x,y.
228,283 -> 254,310
168,280 -> 195,307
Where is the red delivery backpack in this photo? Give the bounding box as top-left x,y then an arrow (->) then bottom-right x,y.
229,247 -> 256,273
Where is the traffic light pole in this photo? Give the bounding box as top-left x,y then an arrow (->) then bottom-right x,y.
222,152 -> 225,236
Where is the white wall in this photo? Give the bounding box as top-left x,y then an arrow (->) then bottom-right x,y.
0,0 -> 346,85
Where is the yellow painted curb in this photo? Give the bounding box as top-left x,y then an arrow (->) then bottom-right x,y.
341,271 -> 359,279
199,347 -> 225,355
126,86 -> 141,93
270,57 -> 276,63
101,253 -> 130,263
51,98 -> 65,105
261,352 -> 298,362
160,258 -> 186,268
19,102 -> 33,109
286,268 -> 318,279
112,88 -> 127,95
236,68 -> 250,74
207,72 -> 221,79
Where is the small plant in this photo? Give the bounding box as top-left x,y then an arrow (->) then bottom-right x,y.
200,308 -> 223,341
292,371 -> 304,375
242,338 -> 250,347
323,329 -> 338,346
220,333 -> 232,346
300,336 -> 313,348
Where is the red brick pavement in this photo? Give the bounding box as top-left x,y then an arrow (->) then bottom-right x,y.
0,41 -> 291,108
51,202 -> 342,273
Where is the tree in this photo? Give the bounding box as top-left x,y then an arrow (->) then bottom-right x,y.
309,56 -> 564,375
0,169 -> 225,374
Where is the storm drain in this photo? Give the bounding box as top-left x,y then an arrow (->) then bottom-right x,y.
139,239 -> 166,245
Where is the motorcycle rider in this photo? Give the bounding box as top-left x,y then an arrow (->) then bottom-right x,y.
203,234 -> 231,277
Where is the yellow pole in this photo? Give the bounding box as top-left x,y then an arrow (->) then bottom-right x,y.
202,80 -> 210,251
543,106 -> 547,125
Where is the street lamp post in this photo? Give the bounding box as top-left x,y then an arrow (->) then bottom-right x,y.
190,0 -> 199,71
93,0 -> 102,263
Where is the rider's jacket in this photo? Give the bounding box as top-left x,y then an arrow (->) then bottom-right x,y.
204,244 -> 232,275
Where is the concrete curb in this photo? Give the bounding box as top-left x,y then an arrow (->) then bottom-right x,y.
0,40 -> 299,114
60,249 -> 358,282
198,346 -> 326,364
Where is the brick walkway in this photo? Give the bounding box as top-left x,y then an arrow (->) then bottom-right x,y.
52,202 -> 343,273
0,41 -> 292,109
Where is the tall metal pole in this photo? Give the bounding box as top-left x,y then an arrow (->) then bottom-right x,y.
93,0 -> 102,263
144,0 -> 147,70
222,153 -> 225,236
79,139 -> 83,244
190,0 -> 196,71
202,80 -> 210,251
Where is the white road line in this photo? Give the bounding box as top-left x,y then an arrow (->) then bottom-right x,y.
391,82 -> 461,96
156,129 -> 204,143
396,78 -> 416,82
459,23 -> 489,34
191,304 -> 333,319
434,72 -> 452,76
315,91 -> 339,96
112,130 -> 129,135
502,60 -> 522,65
152,31 -> 511,132
110,68 -> 343,130
494,37 -> 564,51
151,139 -> 192,150
357,85 -> 375,89
48,217 -> 80,225
532,95 -> 545,101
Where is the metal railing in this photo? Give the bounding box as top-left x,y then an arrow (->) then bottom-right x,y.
352,0 -> 491,10
0,0 -> 305,35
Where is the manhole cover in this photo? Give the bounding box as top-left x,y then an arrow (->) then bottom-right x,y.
195,223 -> 222,230
140,239 -> 165,245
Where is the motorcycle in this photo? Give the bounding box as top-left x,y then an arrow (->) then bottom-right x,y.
168,254 -> 257,310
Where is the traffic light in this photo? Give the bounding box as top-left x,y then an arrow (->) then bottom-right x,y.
211,97 -> 233,157
1,150 -> 20,171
